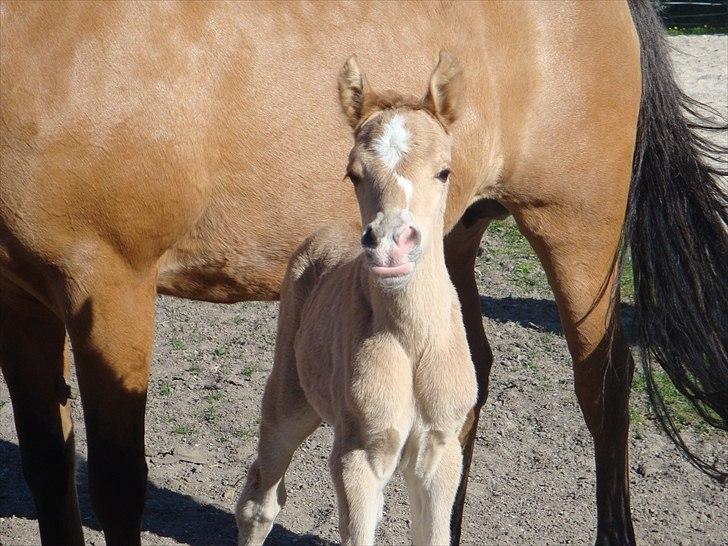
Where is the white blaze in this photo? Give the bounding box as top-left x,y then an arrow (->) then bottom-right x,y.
373,114 -> 410,169
395,173 -> 413,208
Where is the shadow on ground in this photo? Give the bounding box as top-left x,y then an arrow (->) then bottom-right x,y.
0,440 -> 327,546
480,295 -> 636,343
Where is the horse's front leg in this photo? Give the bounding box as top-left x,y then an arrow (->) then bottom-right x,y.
444,213 -> 495,544
65,255 -> 158,546
0,289 -> 83,546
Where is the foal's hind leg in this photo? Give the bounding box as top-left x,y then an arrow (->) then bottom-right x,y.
236,360 -> 321,546
511,182 -> 635,544
0,291 -> 83,546
64,259 -> 157,546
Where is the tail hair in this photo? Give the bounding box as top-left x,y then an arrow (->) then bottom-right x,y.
625,0 -> 728,481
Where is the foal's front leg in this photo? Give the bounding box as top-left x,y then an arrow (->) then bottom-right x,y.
329,429 -> 404,546
405,433 -> 463,546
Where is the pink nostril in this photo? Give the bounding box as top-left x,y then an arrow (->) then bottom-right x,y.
395,225 -> 418,252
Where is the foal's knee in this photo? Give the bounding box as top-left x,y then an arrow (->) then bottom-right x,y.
334,427 -> 404,480
415,432 -> 462,484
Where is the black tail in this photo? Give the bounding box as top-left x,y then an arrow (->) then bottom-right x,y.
626,0 -> 728,481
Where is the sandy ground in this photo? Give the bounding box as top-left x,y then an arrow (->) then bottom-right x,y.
1,35 -> 727,546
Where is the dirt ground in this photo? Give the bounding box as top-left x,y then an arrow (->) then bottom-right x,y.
1,35 -> 727,546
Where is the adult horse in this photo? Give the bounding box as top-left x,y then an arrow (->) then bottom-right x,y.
1,1 -> 725,545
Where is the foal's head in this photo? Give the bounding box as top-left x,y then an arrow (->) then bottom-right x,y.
338,52 -> 462,288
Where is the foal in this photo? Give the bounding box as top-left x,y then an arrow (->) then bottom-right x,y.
236,52 -> 477,546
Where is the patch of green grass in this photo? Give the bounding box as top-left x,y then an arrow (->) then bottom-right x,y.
485,219 -> 549,291
631,368 -> 702,430
523,359 -> 537,371
628,406 -> 645,429
171,339 -> 186,351
537,332 -> 553,344
213,348 -> 227,358
240,365 -> 256,379
619,253 -> 634,304
206,391 -> 224,403
488,220 -> 531,257
514,263 -> 540,288
203,406 -> 217,423
666,25 -> 728,36
158,381 -> 172,396
235,424 -> 258,440
629,406 -> 645,440
0,399 -> 7,410
524,347 -> 540,370
236,429 -> 253,440
187,365 -> 201,375
173,424 -> 195,435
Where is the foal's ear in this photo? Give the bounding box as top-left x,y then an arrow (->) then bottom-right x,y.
423,51 -> 463,127
338,54 -> 371,129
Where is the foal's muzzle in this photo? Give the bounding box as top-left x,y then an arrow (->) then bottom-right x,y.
362,210 -> 421,281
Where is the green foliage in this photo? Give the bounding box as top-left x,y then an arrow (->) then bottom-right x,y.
620,253 -> 634,304
235,419 -> 260,440
488,220 -> 528,252
206,391 -> 224,403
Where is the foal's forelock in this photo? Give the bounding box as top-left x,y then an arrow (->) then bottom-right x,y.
373,114 -> 410,169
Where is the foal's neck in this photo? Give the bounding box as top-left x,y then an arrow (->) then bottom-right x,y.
367,221 -> 452,341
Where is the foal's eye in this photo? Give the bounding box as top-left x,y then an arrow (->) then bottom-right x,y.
436,168 -> 451,182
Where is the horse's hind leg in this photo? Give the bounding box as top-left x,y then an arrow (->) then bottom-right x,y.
0,291 -> 83,546
236,359 -> 321,546
510,179 -> 635,544
64,259 -> 157,546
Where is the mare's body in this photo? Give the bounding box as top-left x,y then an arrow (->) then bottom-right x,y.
1,1 -> 726,545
